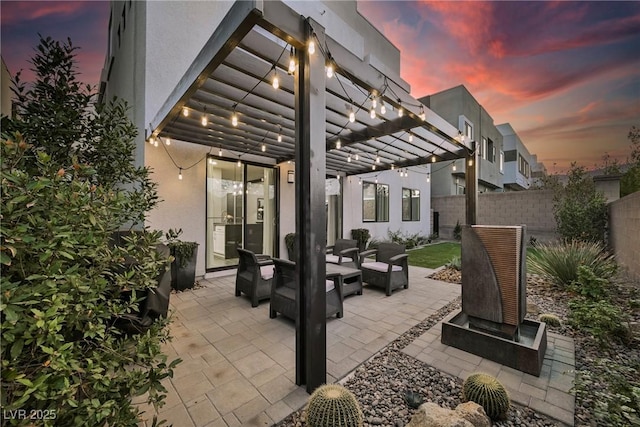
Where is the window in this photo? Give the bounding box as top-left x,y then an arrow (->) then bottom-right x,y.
499,151 -> 504,173
487,139 -> 495,163
362,182 -> 389,222
518,154 -> 530,178
464,121 -> 473,140
402,188 -> 420,221
481,137 -> 487,160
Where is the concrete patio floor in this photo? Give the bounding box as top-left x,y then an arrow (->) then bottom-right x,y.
136,265 -> 459,426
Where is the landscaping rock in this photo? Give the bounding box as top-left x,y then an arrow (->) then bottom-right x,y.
406,402 -> 473,427
454,402 -> 491,427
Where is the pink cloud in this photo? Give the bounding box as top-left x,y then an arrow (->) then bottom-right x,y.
0,1 -> 91,26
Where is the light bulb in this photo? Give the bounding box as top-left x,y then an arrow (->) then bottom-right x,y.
201,115 -> 208,126
376,154 -> 380,163
336,139 -> 341,149
409,133 -> 413,143
154,139 -> 158,147
231,113 -> 238,127
165,137 -> 171,146
218,148 -> 222,157
372,97 -> 377,109
349,109 -> 355,123
419,106 -> 426,121
272,71 -> 279,89
148,137 -> 154,145
178,169 -> 183,180
398,106 -> 403,117
359,178 -> 362,185
380,101 -> 386,115
182,107 -> 189,117
261,143 -> 266,152
375,177 -> 378,184
431,155 -> 436,163
347,154 -> 351,163
288,48 -> 296,73
452,163 -> 457,171
391,164 -> 395,170
427,174 -> 431,183
372,164 -> 376,171
209,158 -> 215,165
277,133 -> 282,143
326,63 -> 334,79
355,153 -> 359,161
237,159 -> 241,167
370,107 -> 376,119
308,40 -> 315,55
468,158 -> 474,166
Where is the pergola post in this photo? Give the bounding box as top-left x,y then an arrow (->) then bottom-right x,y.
294,18 -> 327,393
465,146 -> 477,225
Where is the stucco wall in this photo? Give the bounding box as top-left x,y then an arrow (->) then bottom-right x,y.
343,167 -> 432,244
432,190 -> 557,242
608,191 -> 640,282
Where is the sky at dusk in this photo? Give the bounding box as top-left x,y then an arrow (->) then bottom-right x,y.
2,1 -> 639,173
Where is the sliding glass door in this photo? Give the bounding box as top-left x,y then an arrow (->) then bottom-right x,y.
206,158 -> 275,270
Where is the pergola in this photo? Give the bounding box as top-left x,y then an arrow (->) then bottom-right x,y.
148,1 -> 476,392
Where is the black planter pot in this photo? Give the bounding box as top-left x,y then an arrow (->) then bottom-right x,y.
170,245 -> 198,291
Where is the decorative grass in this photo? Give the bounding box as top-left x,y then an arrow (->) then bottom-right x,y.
407,242 -> 461,268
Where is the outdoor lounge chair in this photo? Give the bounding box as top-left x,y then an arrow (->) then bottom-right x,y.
360,242 -> 409,296
269,258 -> 343,320
235,248 -> 274,307
326,238 -> 360,269
110,231 -> 172,335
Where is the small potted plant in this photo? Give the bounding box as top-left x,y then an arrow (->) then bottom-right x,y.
350,228 -> 371,252
165,228 -> 199,291
285,233 -> 296,261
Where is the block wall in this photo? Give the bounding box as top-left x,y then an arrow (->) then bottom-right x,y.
608,191 -> 640,283
431,190 -> 557,243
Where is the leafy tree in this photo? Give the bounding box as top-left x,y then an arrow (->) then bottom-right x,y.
553,163 -> 608,244
621,125 -> 640,197
1,36 -> 176,426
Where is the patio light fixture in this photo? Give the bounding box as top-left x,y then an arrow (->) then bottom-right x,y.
380,100 -> 386,115
431,155 -> 436,163
336,139 -> 341,149
288,47 -> 296,74
371,96 -> 377,109
231,112 -> 238,127
408,132 -> 414,143
272,69 -> 279,89
419,105 -> 426,121
261,143 -> 266,152
237,157 -> 241,167
178,168 -> 183,180
369,105 -> 376,119
355,153 -> 359,161
453,163 -> 457,171
397,99 -> 403,117
348,107 -> 355,123
218,147 -> 222,157
182,106 -> 189,117
347,154 -> 351,162
376,152 -> 380,163
427,173 -> 430,182
326,61 -> 334,79
277,127 -> 282,142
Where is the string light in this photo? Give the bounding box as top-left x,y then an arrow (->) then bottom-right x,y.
348,107 -> 355,123
408,132 -> 414,143
326,61 -> 334,79
419,105 -> 426,121
336,139 -> 341,149
380,100 -> 386,115
153,138 -> 158,147
178,168 -> 183,180
308,40 -> 315,55
427,173 -> 431,183
237,157 -> 242,167
218,147 -> 223,157
201,113 -> 208,127
468,158 -> 474,166
359,178 -> 362,185
261,143 -> 266,152
288,47 -> 296,74
370,106 -> 376,119
372,164 -> 376,170
278,125 -> 282,143
372,96 -> 377,109
182,107 -> 189,117
231,112 -> 238,127
431,155 -> 436,163
355,153 -> 359,161
376,152 -> 380,163
165,137 -> 171,146
452,163 -> 457,171
347,154 -> 352,162
148,137 -> 154,145
375,177 -> 378,183
272,69 -> 279,89
391,164 -> 395,170
209,158 -> 216,165
397,101 -> 404,118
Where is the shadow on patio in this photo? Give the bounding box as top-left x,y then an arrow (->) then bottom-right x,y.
136,265 -> 460,427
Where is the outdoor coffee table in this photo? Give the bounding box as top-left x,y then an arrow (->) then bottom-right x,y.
326,263 -> 363,298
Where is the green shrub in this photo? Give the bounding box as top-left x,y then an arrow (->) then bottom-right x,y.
570,265 -> 611,300
528,240 -> 616,288
350,228 -> 370,252
453,220 -> 462,241
574,358 -> 640,426
1,36 -> 177,426
553,163 -> 608,244
568,298 -> 631,347
447,255 -> 462,271
386,229 -> 429,249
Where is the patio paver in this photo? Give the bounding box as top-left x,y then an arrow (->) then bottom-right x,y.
137,266 -> 574,426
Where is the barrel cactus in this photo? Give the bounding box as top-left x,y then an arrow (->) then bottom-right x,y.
306,384 -> 364,427
539,313 -> 562,327
462,373 -> 510,420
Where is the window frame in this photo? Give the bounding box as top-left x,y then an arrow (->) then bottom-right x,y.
362,181 -> 389,223
402,188 -> 420,222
